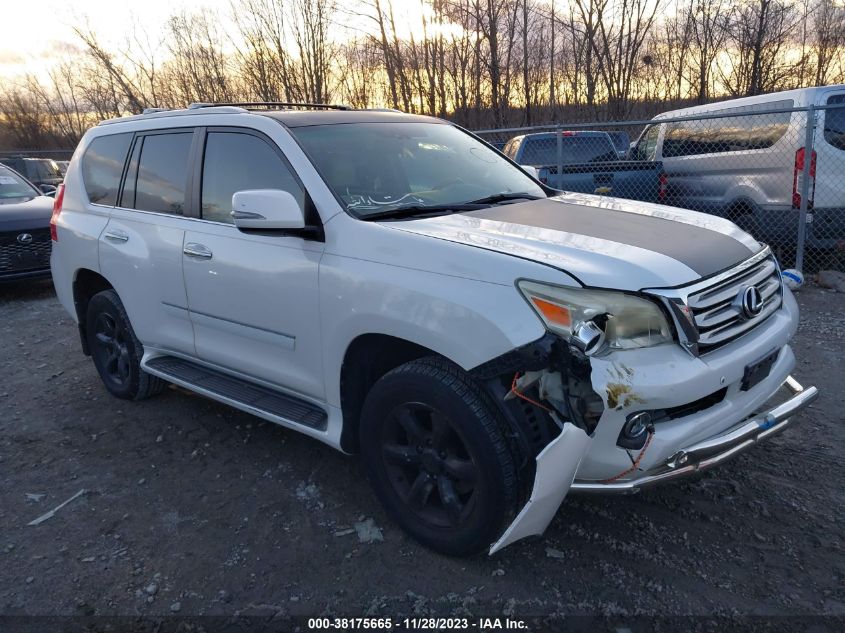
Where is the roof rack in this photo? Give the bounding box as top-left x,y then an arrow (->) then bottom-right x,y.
188,102 -> 353,111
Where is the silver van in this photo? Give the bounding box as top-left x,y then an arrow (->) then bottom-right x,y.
631,85 -> 845,250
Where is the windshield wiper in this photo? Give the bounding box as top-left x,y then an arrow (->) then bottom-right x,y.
358,192 -> 543,221
466,192 -> 543,205
358,203 -> 487,221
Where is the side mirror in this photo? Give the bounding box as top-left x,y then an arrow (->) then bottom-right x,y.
521,165 -> 539,180
231,189 -> 305,230
39,184 -> 57,197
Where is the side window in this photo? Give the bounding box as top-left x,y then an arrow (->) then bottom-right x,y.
81,133 -> 132,206
824,94 -> 845,151
662,99 -> 794,158
200,132 -> 304,224
633,125 -> 660,161
127,132 -> 193,215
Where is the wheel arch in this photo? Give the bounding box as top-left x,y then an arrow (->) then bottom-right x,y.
338,333 -> 442,452
72,268 -> 115,355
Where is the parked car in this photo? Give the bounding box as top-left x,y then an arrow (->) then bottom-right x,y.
0,157 -> 63,191
51,104 -> 817,556
0,165 -> 55,281
605,130 -> 631,159
502,131 -> 665,202
630,85 -> 845,249
56,160 -> 71,176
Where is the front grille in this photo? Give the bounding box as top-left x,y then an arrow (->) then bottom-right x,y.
687,254 -> 782,353
0,229 -> 52,273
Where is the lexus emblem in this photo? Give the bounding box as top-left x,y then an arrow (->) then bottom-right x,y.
739,286 -> 763,319
16,233 -> 33,244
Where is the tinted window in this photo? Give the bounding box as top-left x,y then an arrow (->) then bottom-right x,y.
130,133 -> 193,215
201,132 -> 304,224
521,135 -> 617,165
607,131 -> 630,152
0,165 -> 39,199
824,95 -> 845,151
662,99 -> 794,158
81,133 -> 132,205
32,160 -> 62,180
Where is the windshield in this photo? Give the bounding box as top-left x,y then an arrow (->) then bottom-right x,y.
0,166 -> 39,200
291,122 -> 545,218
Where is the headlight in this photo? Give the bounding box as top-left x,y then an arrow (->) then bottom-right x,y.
518,280 -> 674,351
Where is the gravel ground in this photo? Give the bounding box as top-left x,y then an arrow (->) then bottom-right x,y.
0,279 -> 842,621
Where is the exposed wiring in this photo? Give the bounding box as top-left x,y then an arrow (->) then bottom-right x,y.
600,427 -> 655,484
510,372 -> 553,413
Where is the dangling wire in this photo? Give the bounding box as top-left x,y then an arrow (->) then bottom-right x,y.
510,372 -> 553,413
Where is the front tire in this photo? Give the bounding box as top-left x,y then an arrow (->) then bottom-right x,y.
86,289 -> 165,401
359,357 -> 520,556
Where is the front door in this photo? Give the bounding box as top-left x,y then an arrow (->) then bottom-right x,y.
181,128 -> 325,400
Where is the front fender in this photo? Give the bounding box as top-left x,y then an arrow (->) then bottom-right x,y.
318,253 -> 547,408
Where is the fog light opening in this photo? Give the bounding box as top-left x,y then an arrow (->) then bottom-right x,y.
616,411 -> 653,450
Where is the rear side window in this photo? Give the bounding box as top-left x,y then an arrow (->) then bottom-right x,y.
200,132 -> 304,224
81,133 -> 132,205
824,95 -> 845,151
125,132 -> 193,215
662,99 -> 794,158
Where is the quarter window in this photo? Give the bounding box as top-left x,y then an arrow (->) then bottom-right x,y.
127,132 -> 193,215
81,133 -> 132,206
824,95 -> 845,151
200,132 -> 304,224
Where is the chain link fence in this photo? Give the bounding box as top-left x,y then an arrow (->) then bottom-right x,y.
475,101 -> 845,273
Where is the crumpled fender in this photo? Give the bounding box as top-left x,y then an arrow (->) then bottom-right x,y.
489,422 -> 592,554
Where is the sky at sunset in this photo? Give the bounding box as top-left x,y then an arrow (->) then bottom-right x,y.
0,0 -> 430,81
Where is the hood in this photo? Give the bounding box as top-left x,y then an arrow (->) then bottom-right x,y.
0,195 -> 54,232
382,193 -> 760,290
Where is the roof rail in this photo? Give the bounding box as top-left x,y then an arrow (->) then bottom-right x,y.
188,102 -> 353,111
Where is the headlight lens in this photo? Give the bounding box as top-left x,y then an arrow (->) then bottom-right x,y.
518,281 -> 674,350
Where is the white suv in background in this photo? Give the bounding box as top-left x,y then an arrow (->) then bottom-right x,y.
50,104 -> 817,556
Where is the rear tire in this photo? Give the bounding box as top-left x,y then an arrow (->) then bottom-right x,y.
86,289 -> 165,401
359,357 -> 519,556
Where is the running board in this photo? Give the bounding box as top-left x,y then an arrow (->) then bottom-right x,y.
144,356 -> 327,431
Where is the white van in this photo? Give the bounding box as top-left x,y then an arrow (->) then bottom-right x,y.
631,85 -> 845,250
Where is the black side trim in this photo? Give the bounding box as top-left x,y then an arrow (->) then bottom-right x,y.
146,356 -> 327,430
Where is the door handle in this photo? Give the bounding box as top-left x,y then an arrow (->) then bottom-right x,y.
183,243 -> 213,259
103,229 -> 129,243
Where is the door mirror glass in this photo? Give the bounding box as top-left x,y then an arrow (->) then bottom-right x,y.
39,184 -> 57,197
232,189 -> 305,230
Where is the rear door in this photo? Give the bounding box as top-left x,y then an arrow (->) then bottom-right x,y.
181,127 -> 325,400
98,128 -> 199,356
812,91 -> 845,246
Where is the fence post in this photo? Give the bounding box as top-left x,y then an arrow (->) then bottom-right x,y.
556,125 -> 563,186
795,105 -> 816,273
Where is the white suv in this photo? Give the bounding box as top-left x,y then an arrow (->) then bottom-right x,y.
50,104 -> 817,556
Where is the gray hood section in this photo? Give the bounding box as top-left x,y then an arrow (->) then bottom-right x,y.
384,193 -> 760,290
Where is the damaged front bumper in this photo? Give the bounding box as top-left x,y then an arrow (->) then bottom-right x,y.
570,375 -> 817,494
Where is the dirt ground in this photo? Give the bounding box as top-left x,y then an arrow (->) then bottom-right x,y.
0,279 -> 843,622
